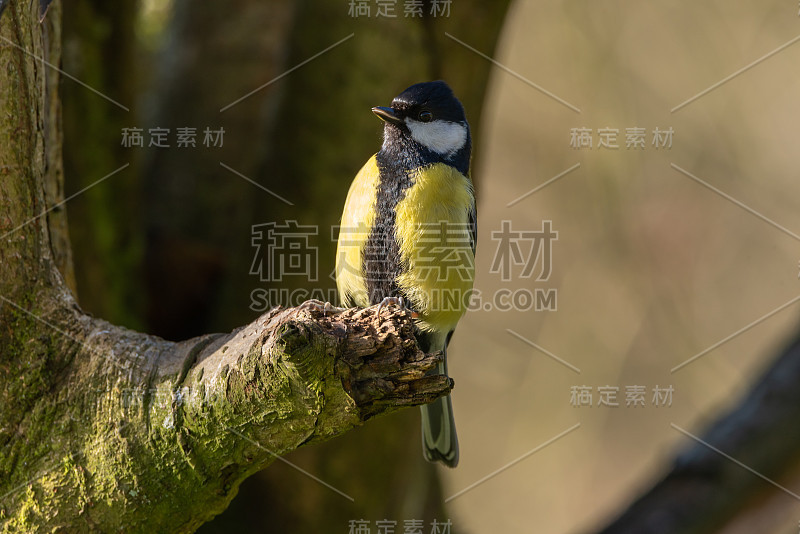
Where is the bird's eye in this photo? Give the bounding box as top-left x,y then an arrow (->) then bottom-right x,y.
418,110 -> 433,123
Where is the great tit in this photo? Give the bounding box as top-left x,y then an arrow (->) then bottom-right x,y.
335,81 -> 475,467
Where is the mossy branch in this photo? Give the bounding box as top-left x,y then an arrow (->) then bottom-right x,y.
0,290 -> 451,532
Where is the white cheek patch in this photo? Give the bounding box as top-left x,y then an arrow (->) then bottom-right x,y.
405,118 -> 468,156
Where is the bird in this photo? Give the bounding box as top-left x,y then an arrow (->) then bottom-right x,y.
335,80 -> 475,467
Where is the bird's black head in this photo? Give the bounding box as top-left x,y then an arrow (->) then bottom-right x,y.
373,81 -> 471,175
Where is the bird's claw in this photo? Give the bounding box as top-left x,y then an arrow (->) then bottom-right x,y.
375,296 -> 418,319
294,299 -> 342,318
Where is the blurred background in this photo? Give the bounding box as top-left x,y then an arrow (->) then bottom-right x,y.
60,0 -> 800,532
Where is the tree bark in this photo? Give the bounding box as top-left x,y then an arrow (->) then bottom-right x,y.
0,4 -> 451,532
1,292 -> 451,532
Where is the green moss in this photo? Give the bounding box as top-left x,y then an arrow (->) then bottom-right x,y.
0,294 -> 62,478
2,485 -> 47,534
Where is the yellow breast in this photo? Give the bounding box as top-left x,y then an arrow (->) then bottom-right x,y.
335,155 -> 380,308
395,163 -> 475,332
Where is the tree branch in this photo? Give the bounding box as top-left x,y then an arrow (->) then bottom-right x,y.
592,331 -> 800,534
0,286 -> 451,532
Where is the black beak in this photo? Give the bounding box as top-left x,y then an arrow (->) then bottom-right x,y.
372,106 -> 403,126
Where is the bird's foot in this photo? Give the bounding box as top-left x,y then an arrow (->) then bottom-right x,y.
375,296 -> 419,319
294,299 -> 343,318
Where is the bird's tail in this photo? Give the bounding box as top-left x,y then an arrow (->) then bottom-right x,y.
420,349 -> 459,467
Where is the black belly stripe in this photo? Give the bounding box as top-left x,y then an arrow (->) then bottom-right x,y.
363,151 -> 414,305
363,123 -> 472,306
